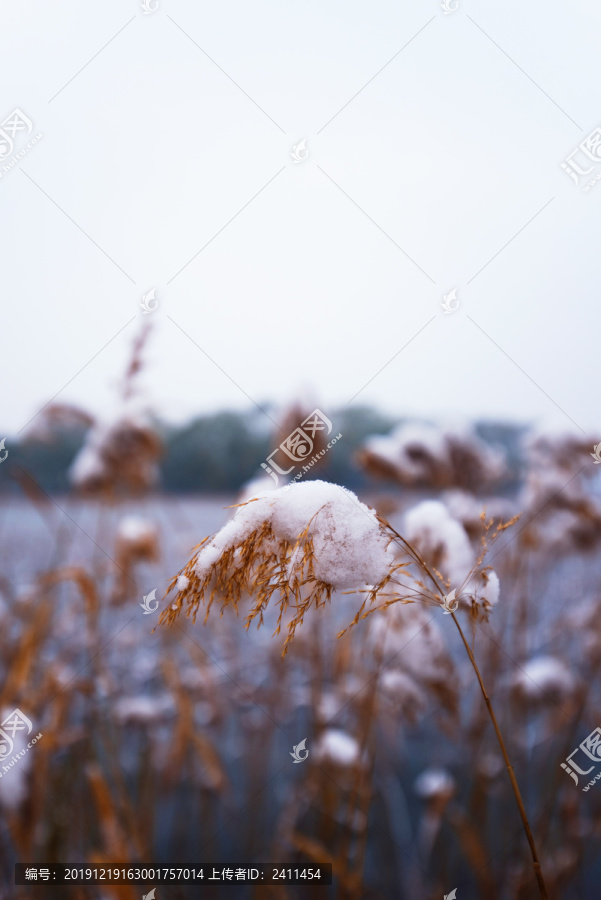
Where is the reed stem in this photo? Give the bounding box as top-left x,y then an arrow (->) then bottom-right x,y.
450,611 -> 549,900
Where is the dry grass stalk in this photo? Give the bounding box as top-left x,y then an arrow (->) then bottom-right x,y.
160,516 -> 336,656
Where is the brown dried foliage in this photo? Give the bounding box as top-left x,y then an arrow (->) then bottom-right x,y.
161,501 -> 519,658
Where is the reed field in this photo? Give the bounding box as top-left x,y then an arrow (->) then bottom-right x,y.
1,388 -> 601,900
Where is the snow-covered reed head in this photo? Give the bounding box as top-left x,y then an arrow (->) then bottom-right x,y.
510,656 -> 578,709
312,728 -> 363,769
162,480 -> 517,654
518,427 -> 601,555
68,406 -> 161,498
414,767 -> 456,801
112,515 -> 160,605
368,603 -> 458,719
161,481 -> 392,654
67,321 -> 162,499
357,421 -> 506,492
115,516 -> 159,562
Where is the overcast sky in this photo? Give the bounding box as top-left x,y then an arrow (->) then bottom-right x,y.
1,0 -> 599,438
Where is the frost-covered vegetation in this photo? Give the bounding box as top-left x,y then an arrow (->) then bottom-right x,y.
1,331 -> 601,899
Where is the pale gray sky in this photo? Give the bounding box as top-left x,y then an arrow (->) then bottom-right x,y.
1,0 -> 599,436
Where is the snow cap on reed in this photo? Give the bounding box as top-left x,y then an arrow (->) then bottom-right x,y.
195,480 -> 391,591
403,499 -> 475,586
414,767 -> 455,799
313,728 -> 361,767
